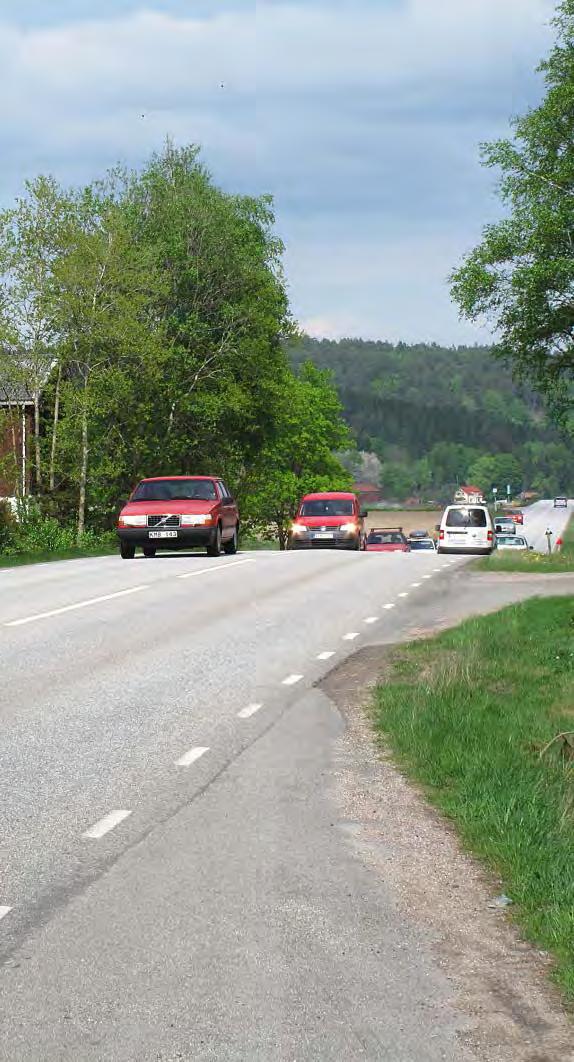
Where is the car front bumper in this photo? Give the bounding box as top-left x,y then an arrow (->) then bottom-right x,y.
117,527 -> 216,550
289,531 -> 360,550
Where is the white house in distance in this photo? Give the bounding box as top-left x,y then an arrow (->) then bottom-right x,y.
454,484 -> 485,505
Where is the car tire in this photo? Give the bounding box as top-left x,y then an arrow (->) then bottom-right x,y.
223,526 -> 238,555
143,546 -> 156,558
207,524 -> 222,557
120,542 -> 136,560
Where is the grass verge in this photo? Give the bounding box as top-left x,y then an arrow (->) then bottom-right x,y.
373,596 -> 574,999
0,543 -> 117,568
477,515 -> 574,573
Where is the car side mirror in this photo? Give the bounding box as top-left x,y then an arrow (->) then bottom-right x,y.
360,508 -> 368,519
529,546 -> 534,550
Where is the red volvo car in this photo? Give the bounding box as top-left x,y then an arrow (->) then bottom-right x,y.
117,476 -> 239,559
288,491 -> 367,550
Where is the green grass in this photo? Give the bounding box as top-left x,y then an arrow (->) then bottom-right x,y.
373,596 -> 574,999
0,542 -> 117,568
477,515 -> 574,573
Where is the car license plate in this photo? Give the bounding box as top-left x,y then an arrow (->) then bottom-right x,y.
149,530 -> 178,539
314,532 -> 334,539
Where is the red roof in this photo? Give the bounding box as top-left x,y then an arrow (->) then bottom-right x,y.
353,482 -> 381,492
459,484 -> 483,494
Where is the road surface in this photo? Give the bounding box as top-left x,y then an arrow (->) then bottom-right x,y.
0,499 -> 570,1060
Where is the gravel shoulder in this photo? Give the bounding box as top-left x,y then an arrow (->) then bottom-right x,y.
321,571 -> 574,1062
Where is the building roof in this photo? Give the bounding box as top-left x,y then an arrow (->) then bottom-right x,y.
0,381 -> 34,405
458,484 -> 483,495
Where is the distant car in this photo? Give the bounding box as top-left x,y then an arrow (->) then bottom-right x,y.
496,534 -> 531,551
365,528 -> 410,553
554,496 -> 568,508
116,476 -> 239,559
408,529 -> 429,540
506,509 -> 524,524
408,537 -> 437,552
289,492 -> 367,550
494,516 -> 517,535
438,504 -> 495,555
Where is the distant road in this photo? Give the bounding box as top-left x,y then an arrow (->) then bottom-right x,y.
519,497 -> 571,551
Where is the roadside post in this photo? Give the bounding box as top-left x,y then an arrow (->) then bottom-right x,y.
492,486 -> 498,511
545,528 -> 553,554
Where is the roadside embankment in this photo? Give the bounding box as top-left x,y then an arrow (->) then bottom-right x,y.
372,594 -> 574,999
477,514 -> 574,573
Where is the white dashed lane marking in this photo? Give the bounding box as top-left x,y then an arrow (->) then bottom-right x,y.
317,651 -> 336,661
5,586 -> 149,628
383,603 -> 395,610
175,746 -> 210,767
0,906 -> 12,921
237,703 -> 263,719
178,559 -> 254,580
398,592 -> 408,598
83,810 -> 132,840
343,632 -> 360,641
411,582 -> 421,588
364,617 -> 378,624
282,674 -> 304,686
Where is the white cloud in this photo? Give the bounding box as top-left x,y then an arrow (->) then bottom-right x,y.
0,0 -> 557,341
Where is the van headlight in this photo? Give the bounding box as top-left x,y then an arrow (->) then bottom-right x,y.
340,522 -> 358,533
291,523 -> 307,535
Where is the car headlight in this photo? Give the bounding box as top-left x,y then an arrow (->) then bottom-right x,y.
119,514 -> 147,527
340,522 -> 358,533
291,523 -> 307,535
181,513 -> 212,526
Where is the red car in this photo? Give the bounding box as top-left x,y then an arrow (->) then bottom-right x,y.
365,527 -> 410,553
117,476 -> 239,559
288,491 -> 367,550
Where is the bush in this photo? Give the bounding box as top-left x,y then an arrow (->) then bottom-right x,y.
0,500 -> 16,551
0,500 -> 114,557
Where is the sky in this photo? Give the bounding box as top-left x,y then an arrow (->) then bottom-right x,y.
0,0 -> 557,344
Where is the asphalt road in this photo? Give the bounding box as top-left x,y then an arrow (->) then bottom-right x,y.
0,499 -> 570,1060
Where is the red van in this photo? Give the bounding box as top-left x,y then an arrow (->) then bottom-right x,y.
117,476 -> 239,558
288,492 -> 367,551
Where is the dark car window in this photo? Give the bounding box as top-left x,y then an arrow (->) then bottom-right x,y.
219,482 -> 231,499
446,507 -> 487,528
409,540 -> 434,550
367,532 -> 404,544
132,478 -> 217,502
300,500 -> 354,517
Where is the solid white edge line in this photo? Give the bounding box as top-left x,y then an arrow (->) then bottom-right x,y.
343,632 -> 360,640
282,674 -> 304,686
175,745 -> 210,767
178,559 -> 254,580
0,906 -> 12,921
237,703 -> 263,719
317,651 -> 336,660
6,586 -> 149,628
364,616 -> 378,624
83,809 -> 132,840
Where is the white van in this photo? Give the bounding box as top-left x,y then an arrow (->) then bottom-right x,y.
437,504 -> 495,555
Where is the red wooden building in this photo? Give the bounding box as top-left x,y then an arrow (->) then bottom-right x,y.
0,386 -> 33,499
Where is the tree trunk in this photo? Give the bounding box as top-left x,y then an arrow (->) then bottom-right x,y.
77,393 -> 89,543
49,364 -> 61,492
33,391 -> 42,490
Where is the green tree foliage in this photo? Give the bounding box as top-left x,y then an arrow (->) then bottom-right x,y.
289,336 -> 574,499
242,363 -> 352,548
467,453 -> 524,497
451,0 -> 574,430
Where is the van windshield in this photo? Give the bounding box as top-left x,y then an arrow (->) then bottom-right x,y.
446,507 -> 487,528
300,500 -> 354,517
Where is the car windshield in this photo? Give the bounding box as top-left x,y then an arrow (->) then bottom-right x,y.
368,532 -> 404,544
300,500 -> 354,517
446,507 -> 487,528
132,478 -> 217,502
409,540 -> 434,550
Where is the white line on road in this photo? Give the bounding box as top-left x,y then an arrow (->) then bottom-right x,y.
175,745 -> 210,767
398,592 -> 409,598
0,906 -> 12,921
317,651 -> 336,660
237,703 -> 263,719
411,582 -> 422,588
282,673 -> 304,685
423,575 -> 432,580
83,810 -> 132,840
433,568 -> 442,572
178,560 -> 254,580
364,616 -> 378,624
383,603 -> 395,610
343,632 -> 360,641
5,586 -> 149,628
